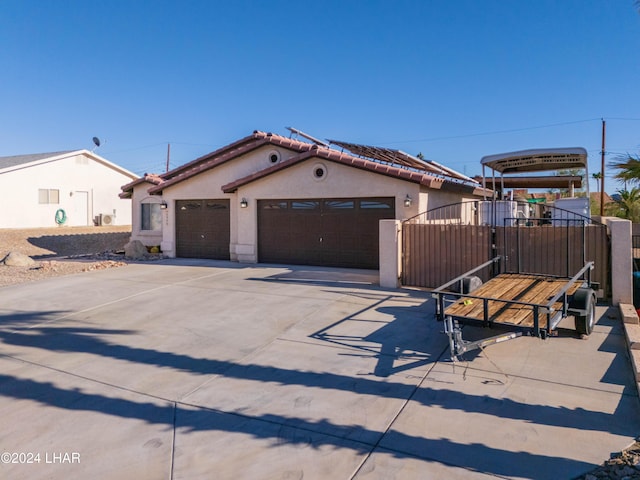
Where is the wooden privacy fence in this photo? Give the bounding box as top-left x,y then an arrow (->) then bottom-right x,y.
401,201 -> 611,298
402,223 -> 492,287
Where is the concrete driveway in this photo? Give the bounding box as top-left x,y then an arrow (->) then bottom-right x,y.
0,259 -> 638,479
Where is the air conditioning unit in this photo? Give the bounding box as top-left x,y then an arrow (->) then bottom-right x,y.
100,214 -> 115,226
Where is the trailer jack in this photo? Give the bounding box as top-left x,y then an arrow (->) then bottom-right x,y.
444,316 -> 522,362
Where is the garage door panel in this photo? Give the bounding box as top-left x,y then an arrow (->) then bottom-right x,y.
258,197 -> 395,269
176,199 -> 230,260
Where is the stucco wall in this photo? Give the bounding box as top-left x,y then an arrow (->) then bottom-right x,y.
129,145 -> 483,263
0,153 -> 134,228
153,145 -> 295,257
231,159 -> 424,263
605,217 -> 633,305
130,183 -> 164,247
418,189 -> 480,215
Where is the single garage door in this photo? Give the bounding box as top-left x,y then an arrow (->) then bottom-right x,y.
176,199 -> 230,259
258,197 -> 395,269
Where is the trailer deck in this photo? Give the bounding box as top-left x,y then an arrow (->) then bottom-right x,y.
432,257 -> 596,361
444,273 -> 582,330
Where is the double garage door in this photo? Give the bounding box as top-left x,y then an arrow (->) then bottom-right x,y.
258,197 -> 395,269
175,197 -> 395,268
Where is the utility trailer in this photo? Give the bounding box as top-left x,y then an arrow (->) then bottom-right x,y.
432,147 -> 599,361
432,255 -> 597,361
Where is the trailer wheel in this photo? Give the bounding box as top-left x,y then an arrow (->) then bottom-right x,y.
572,288 -> 596,336
462,276 -> 482,294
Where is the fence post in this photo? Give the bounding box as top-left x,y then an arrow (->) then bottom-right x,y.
604,217 -> 632,305
379,219 -> 402,288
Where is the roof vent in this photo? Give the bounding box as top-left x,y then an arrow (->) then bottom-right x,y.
267,150 -> 281,164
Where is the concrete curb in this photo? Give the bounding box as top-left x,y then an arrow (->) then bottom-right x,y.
621,304 -> 640,390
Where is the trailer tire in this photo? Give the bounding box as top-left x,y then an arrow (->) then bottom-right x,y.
572,288 -> 596,336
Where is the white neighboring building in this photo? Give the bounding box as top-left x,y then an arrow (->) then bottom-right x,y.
0,150 -> 138,228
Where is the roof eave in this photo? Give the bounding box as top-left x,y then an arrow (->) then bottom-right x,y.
222,147 -> 487,196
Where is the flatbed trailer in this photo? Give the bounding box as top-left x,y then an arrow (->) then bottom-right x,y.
433,258 -> 597,361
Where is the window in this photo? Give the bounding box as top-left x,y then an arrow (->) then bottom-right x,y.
291,201 -> 320,210
38,189 -> 59,204
262,202 -> 288,210
141,203 -> 162,231
360,199 -> 394,209
324,200 -> 354,210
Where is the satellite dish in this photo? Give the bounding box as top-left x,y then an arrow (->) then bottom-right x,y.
92,137 -> 101,147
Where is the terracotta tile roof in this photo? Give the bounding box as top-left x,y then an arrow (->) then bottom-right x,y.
591,191 -> 614,204
119,173 -> 164,198
147,131 -> 317,195
120,130 -> 489,197
222,145 -> 488,196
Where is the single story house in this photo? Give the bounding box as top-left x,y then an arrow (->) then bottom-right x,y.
121,130 -> 488,269
0,149 -> 138,228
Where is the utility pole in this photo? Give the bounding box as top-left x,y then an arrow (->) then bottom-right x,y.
600,119 -> 606,217
166,143 -> 171,173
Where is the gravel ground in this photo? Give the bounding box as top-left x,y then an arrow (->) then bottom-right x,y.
0,226 -> 639,478
0,226 -> 132,287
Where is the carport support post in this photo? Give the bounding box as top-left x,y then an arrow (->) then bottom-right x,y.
379,219 -> 402,288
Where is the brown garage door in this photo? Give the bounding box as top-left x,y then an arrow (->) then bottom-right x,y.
258,197 -> 395,269
176,199 -> 230,259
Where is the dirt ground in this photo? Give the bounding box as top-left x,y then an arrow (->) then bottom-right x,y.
0,226 -> 132,287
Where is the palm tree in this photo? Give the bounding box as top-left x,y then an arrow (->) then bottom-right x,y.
592,172 -> 602,193
608,154 -> 640,187
606,187 -> 640,223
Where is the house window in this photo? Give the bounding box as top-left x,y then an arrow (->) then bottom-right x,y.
141,203 -> 162,231
38,189 -> 59,204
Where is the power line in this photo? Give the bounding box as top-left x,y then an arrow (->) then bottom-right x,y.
605,117 -> 640,122
102,142 -> 168,155
382,118 -> 602,145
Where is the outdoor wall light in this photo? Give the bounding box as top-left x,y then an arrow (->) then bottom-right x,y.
240,198 -> 248,208
160,201 -> 168,210
404,194 -> 412,207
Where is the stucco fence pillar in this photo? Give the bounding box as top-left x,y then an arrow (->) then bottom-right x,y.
379,219 -> 402,288
603,217 -> 633,306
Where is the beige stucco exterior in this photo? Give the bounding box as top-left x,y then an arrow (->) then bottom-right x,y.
604,217 -> 633,305
129,183 -> 165,247
230,157 -> 425,263
127,138 -> 485,266
0,150 -> 136,228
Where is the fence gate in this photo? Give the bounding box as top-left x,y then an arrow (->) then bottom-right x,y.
401,200 -> 611,299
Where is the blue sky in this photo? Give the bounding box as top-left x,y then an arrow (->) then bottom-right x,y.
1,0 -> 639,193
